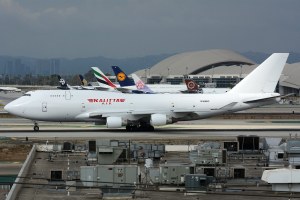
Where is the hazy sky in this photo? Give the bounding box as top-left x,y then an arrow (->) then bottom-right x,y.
0,0 -> 299,59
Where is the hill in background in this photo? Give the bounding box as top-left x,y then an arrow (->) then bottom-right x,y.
0,51 -> 300,76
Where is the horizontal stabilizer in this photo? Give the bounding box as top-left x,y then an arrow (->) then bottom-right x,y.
243,95 -> 280,103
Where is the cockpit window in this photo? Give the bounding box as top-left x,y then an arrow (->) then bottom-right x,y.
23,94 -> 31,96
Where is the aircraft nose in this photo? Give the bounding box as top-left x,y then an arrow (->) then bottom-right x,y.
4,101 -> 21,116
4,103 -> 14,114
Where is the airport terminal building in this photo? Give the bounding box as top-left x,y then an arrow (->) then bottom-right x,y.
133,49 -> 300,96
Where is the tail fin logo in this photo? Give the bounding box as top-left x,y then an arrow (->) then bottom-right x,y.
117,72 -> 126,82
59,78 -> 66,86
136,80 -> 145,89
187,81 -> 196,90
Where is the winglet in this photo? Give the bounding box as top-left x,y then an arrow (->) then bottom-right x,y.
229,53 -> 289,94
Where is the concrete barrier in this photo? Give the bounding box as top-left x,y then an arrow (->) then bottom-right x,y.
6,145 -> 36,200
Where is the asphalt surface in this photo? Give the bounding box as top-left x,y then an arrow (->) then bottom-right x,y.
0,118 -> 300,139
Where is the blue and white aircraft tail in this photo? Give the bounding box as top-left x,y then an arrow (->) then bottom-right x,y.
111,66 -> 135,87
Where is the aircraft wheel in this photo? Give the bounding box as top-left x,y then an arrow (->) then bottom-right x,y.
139,124 -> 155,132
126,125 -> 137,132
33,125 -> 39,132
148,125 -> 155,132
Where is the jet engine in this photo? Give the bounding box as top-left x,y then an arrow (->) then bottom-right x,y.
106,117 -> 122,128
150,114 -> 167,126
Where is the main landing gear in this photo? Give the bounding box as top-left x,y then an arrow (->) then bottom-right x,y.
33,122 -> 39,132
125,124 -> 155,132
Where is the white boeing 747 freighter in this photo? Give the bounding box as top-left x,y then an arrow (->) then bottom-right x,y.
4,53 -> 288,131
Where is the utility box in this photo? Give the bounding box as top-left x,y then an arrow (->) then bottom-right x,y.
190,149 -> 227,165
185,174 -> 214,191
196,167 -> 230,178
81,165 -> 138,198
159,163 -> 195,185
286,139 -> 300,166
131,143 -> 165,161
97,165 -> 138,187
80,165 -> 138,187
286,139 -> 300,154
80,166 -> 98,187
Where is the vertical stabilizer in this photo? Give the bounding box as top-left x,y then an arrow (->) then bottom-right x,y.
91,67 -> 116,88
131,74 -> 154,93
57,75 -> 70,90
79,75 -> 88,86
229,53 -> 288,94
111,66 -> 135,87
185,79 -> 199,92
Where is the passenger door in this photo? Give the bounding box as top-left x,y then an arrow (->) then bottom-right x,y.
42,102 -> 47,112
65,91 -> 71,100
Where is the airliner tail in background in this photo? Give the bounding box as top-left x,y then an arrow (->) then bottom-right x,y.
79,75 -> 91,86
91,67 -> 117,89
57,75 -> 70,90
111,66 -> 135,87
131,73 -> 154,93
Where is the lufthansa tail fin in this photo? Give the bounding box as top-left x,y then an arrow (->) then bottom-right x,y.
111,66 -> 135,87
229,53 -> 289,94
131,74 -> 154,93
91,67 -> 116,88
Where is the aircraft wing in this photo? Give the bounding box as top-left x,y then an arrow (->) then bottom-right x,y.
75,110 -> 134,120
76,109 -> 199,120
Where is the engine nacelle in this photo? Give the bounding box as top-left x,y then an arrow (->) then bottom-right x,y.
106,117 -> 122,128
150,114 -> 167,126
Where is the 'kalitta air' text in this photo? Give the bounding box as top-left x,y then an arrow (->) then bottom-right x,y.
87,98 -> 126,105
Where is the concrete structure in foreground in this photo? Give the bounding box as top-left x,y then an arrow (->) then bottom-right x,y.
4,135 -> 300,199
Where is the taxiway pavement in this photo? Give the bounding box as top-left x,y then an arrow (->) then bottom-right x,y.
0,118 -> 299,139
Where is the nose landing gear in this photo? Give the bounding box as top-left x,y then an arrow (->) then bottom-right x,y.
33,122 -> 39,132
